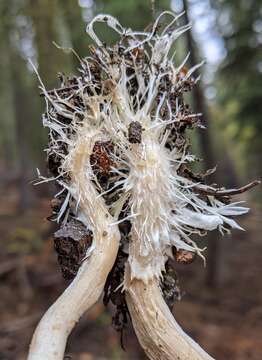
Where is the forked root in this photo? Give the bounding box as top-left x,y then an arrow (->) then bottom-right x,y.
125,265 -> 214,360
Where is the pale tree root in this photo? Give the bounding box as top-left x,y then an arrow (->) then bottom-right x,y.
28,137 -> 121,360
28,231 -> 119,360
125,265 -> 215,360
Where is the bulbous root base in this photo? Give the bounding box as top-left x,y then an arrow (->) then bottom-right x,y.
125,265 -> 214,360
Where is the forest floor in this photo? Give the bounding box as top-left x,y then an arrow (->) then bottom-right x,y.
0,185 -> 262,360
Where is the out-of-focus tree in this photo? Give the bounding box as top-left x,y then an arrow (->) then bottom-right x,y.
58,0 -> 88,64
0,4 -> 16,171
0,0 -> 37,210
27,0 -> 73,177
182,0 -> 222,288
96,0 -> 170,32
211,0 -> 262,184
0,0 -> 76,209
27,0 -> 72,88
26,0 -> 81,193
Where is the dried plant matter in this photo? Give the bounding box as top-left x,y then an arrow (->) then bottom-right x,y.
28,11 -> 259,360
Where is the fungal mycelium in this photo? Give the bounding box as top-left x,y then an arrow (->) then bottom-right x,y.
29,11 -> 259,360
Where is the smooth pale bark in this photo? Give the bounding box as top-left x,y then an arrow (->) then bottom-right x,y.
28,136 -> 121,360
125,265 -> 215,360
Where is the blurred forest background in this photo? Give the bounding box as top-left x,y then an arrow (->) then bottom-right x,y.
0,0 -> 261,359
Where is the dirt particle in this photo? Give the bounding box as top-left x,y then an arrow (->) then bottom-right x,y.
128,121 -> 142,144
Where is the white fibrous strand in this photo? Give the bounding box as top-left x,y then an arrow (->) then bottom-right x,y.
35,11 -> 253,285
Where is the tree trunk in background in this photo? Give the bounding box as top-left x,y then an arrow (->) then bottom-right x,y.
0,2 -> 34,212
28,0 -> 72,197
209,0 -> 262,198
28,0 -> 66,89
59,0 -> 87,67
183,0 -> 220,288
8,50 -> 34,212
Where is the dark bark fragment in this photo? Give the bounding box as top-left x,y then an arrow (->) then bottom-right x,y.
103,248 -> 129,349
174,249 -> 196,265
54,219 -> 92,280
128,121 -> 142,144
90,141 -> 114,185
161,261 -> 181,309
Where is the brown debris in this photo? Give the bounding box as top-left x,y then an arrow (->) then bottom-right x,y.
161,261 -> 181,309
103,248 -> 129,349
174,249 -> 196,265
54,219 -> 92,280
194,180 -> 260,197
39,84 -> 79,97
50,198 -> 62,213
47,193 -> 67,222
179,165 -> 217,183
90,141 -> 114,180
128,121 -> 142,144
